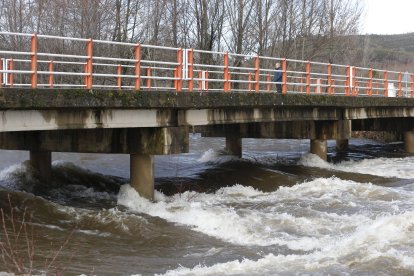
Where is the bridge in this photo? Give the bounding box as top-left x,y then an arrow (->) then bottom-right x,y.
1,32 -> 414,200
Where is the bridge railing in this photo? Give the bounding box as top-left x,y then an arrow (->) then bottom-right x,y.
0,32 -> 413,97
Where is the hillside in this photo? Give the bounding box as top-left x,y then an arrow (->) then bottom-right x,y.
356,33 -> 414,69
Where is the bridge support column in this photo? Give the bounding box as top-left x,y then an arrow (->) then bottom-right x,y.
336,139 -> 349,151
29,151 -> 52,182
225,135 -> 242,158
404,131 -> 414,153
130,154 -> 154,201
310,139 -> 327,161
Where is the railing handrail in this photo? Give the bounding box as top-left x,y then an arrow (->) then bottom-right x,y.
0,31 -> 413,98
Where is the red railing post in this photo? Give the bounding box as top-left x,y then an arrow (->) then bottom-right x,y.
146,67 -> 151,90
327,63 -> 332,95
205,71 -> 209,91
48,60 -> 54,88
411,74 -> 414,98
368,68 -> 373,96
30,34 -> 38,88
398,72 -> 402,97
8,59 -> 13,87
345,65 -> 350,96
254,55 -> 260,92
188,49 -> 194,92
282,58 -> 287,94
85,38 -> 93,89
117,64 -> 122,90
176,48 -> 183,92
384,71 -> 388,97
135,44 -> 141,90
306,61 -> 311,94
224,52 -> 230,92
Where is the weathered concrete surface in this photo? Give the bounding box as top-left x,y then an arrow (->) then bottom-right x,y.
1,89 -> 414,109
0,89 -> 413,132
30,151 -> 52,182
198,120 -> 351,140
310,139 -> 327,161
404,131 -> 414,153
130,154 -> 154,200
0,127 -> 189,154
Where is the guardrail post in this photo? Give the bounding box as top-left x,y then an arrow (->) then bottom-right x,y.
282,58 -> 287,94
147,67 -> 151,90
188,49 -> 194,92
8,59 -> 13,87
117,64 -> 122,90
255,55 -> 260,92
368,68 -> 373,96
384,71 -> 388,97
48,61 -> 54,88
266,74 -> 271,92
327,64 -> 332,95
398,72 -> 402,97
30,34 -> 38,88
135,44 -> 141,90
0,58 -> 3,87
176,48 -> 183,92
345,65 -> 350,96
352,66 -> 357,95
306,61 -> 311,94
224,52 -> 230,92
411,74 -> 414,98
85,38 -> 93,89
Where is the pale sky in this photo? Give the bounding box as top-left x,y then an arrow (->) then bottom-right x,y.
362,0 -> 414,34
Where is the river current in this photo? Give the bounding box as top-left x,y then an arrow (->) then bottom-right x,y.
0,135 -> 413,275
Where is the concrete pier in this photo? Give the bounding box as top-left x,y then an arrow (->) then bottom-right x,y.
130,154 -> 154,201
336,139 -> 349,151
29,151 -> 52,182
225,135 -> 242,158
310,139 -> 327,161
404,131 -> 414,154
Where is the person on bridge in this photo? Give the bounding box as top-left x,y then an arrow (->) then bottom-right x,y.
274,62 -> 283,93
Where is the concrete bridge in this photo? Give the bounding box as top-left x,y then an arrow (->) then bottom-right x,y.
1,32 -> 414,200
1,88 -> 414,200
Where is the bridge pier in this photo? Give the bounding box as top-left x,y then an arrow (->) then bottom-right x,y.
225,135 -> 242,158
336,139 -> 349,151
130,154 -> 154,201
404,131 -> 414,154
310,139 -> 327,161
29,151 -> 52,182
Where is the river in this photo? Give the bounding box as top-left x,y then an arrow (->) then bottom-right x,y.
0,135 -> 413,275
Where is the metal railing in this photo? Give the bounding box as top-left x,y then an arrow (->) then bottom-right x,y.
0,32 -> 413,97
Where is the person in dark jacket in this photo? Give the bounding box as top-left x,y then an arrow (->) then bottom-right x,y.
274,62 -> 282,93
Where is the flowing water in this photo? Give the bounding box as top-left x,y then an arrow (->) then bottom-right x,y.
0,135 -> 413,275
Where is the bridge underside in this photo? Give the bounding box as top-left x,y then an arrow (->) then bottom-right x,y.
1,89 -> 414,200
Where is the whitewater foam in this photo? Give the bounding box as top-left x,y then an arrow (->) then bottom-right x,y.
299,153 -> 414,179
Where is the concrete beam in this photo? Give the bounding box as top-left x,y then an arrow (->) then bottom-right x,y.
30,151 -> 52,182
130,154 -> 154,200
199,120 -> 351,140
0,127 -> 189,154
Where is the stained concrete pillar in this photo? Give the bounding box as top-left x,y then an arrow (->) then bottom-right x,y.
310,139 -> 327,161
336,139 -> 349,151
225,135 -> 242,158
29,151 -> 52,182
404,131 -> 414,153
130,154 -> 154,201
